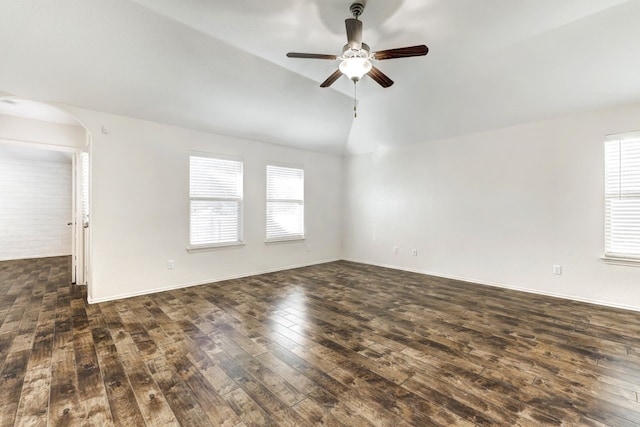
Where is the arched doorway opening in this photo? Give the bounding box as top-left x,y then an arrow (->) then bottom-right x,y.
0,97 -> 92,288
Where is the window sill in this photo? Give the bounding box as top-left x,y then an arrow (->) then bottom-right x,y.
265,237 -> 305,245
187,242 -> 245,253
601,255 -> 640,267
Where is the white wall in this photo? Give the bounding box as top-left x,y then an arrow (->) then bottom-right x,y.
0,155 -> 72,260
343,102 -> 640,311
65,107 -> 343,303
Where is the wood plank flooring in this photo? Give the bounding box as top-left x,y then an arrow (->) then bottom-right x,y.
1,256 -> 640,426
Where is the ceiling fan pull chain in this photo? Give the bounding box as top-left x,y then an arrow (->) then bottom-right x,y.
354,81 -> 358,118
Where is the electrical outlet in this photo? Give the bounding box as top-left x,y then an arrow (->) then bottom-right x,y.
412,249 -> 418,256
305,244 -> 311,252
167,260 -> 175,269
552,265 -> 562,275
393,246 -> 398,254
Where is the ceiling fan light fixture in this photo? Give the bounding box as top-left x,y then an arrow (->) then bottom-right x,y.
339,57 -> 372,81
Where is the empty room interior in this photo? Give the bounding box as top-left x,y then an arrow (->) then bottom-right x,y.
2,0 -> 640,425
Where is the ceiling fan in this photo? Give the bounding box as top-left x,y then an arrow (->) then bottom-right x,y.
286,1 -> 429,90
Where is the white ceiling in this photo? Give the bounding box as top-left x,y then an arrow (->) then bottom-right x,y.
1,0 -> 639,155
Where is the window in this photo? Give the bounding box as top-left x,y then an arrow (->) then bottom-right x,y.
189,155 -> 243,248
604,132 -> 640,260
266,165 -> 304,242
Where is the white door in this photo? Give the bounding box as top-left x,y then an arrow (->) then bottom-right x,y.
71,150 -> 90,285
71,154 -> 78,283
81,150 -> 90,285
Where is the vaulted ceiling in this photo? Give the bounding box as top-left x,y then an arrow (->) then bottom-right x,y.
2,0 -> 639,155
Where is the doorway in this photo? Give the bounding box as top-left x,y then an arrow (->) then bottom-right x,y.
0,98 -> 91,287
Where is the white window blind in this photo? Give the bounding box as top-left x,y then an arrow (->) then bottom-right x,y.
605,132 -> 640,259
190,156 -> 243,247
266,165 -> 304,242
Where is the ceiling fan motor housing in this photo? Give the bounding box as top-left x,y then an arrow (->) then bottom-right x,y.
350,2 -> 365,18
342,43 -> 370,58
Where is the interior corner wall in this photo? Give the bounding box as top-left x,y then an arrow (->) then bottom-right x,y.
65,107 -> 343,303
343,102 -> 640,311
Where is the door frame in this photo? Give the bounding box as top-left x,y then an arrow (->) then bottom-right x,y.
0,97 -> 93,292
0,138 -> 89,284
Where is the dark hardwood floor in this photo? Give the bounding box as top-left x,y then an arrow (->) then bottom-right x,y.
1,257 -> 640,426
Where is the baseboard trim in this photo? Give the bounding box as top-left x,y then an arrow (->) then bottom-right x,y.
87,256 -> 640,313
87,258 -> 340,304
341,258 -> 640,313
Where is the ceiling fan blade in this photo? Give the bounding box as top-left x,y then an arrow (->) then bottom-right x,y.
345,18 -> 362,50
320,69 -> 343,88
373,45 -> 429,60
367,66 -> 394,88
287,52 -> 338,60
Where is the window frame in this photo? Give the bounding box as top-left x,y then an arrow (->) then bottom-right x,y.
603,131 -> 640,265
188,153 -> 244,252
265,163 -> 305,243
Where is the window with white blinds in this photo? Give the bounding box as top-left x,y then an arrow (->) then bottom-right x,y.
605,132 -> 640,260
189,155 -> 243,247
266,165 -> 304,242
